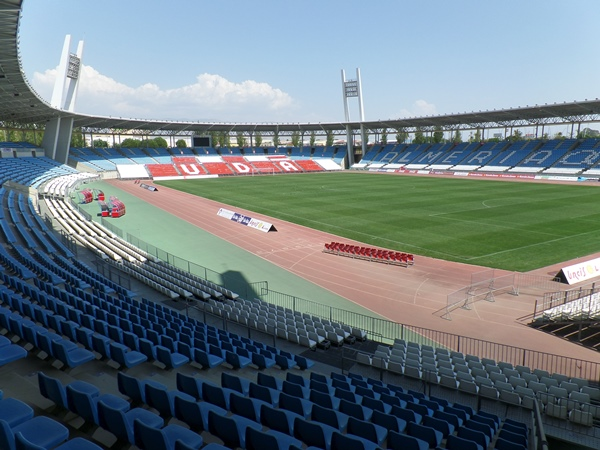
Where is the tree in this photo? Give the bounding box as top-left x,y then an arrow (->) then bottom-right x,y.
254,132 -> 262,147
236,132 -> 246,148
507,129 -> 523,142
380,128 -> 388,145
291,131 -> 301,147
433,125 -> 444,143
471,128 -> 482,143
309,131 -> 316,147
326,130 -> 334,146
413,127 -> 426,144
176,139 -> 187,148
452,129 -> 462,143
93,139 -> 108,148
121,138 -> 142,148
273,131 -> 280,148
70,128 -> 85,147
395,128 -> 409,144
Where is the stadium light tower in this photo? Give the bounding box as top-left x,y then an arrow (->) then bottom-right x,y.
341,68 -> 366,167
42,35 -> 84,164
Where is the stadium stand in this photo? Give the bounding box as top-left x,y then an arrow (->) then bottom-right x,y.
0,148 -> 599,449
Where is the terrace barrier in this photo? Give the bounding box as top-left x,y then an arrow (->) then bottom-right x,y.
63,219 -> 600,382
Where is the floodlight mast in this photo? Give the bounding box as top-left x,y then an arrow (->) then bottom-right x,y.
42,35 -> 84,164
341,68 -> 366,168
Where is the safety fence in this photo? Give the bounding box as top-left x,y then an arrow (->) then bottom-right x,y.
443,269 -> 563,320
534,283 -> 598,320
46,214 -> 600,381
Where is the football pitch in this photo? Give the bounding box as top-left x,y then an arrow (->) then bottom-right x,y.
156,172 -> 600,272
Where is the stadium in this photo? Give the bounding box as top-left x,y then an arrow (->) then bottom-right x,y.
1,1 -> 600,450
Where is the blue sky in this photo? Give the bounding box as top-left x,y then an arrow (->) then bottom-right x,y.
18,0 -> 600,127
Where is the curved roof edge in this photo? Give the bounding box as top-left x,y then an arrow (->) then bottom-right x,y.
2,0 -> 600,135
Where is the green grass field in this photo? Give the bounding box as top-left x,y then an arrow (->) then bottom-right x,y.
156,172 -> 600,272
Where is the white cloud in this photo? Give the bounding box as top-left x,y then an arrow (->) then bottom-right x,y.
32,65 -> 295,122
396,99 -> 437,118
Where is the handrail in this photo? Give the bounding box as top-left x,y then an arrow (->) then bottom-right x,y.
72,218 -> 600,382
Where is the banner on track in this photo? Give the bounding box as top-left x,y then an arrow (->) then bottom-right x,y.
217,208 -> 276,233
557,257 -> 600,285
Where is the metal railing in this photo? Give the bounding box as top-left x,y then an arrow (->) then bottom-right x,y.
63,218 -> 600,382
534,284 -> 598,320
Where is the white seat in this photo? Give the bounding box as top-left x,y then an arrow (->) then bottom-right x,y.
387,360 -> 403,375
546,403 -> 567,420
357,352 -> 372,366
569,409 -> 594,426
515,386 -> 535,409
499,389 -> 521,406
479,384 -> 499,400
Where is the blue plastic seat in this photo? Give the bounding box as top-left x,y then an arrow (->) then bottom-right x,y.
391,404 -> 422,424
275,353 -> 296,369
331,431 -> 382,450
407,421 -> 443,448
495,436 -> 527,450
310,389 -> 341,410
134,419 -> 203,450
465,419 -> 494,442
208,411 -> 261,449
286,372 -> 309,387
194,348 -> 223,369
97,400 -> 163,445
498,428 -> 528,448
347,416 -> 387,446
0,417 -> 69,450
446,434 -> 483,450
176,372 -> 204,400
173,395 -> 227,432
361,396 -> 392,414
279,392 -> 312,418
282,380 -> 310,399
433,409 -> 463,428
245,426 -> 304,450
117,372 -> 148,405
0,398 -> 33,427
225,350 -> 251,369
221,372 -> 251,396
371,409 -> 406,434
257,372 -> 283,390
387,429 -> 428,450
230,392 -> 268,422
294,354 -> 314,370
312,404 -> 349,432
91,334 -> 111,360
260,404 -> 303,435
249,382 -> 280,406
156,345 -> 189,369
339,399 -> 373,422
66,384 -> 129,425
423,414 -> 455,438
458,425 -> 489,449
16,434 -> 104,450
294,417 -> 337,450
252,352 -> 276,369
145,381 -> 194,419
202,382 -> 232,410
138,338 -> 157,360
51,339 -> 95,369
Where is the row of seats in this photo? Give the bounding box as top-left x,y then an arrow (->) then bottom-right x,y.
357,340 -> 600,427
215,296 -> 367,342
0,390 -> 102,450
1,261 -> 314,374
172,367 -> 530,450
324,242 -> 414,266
37,372 -> 211,450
